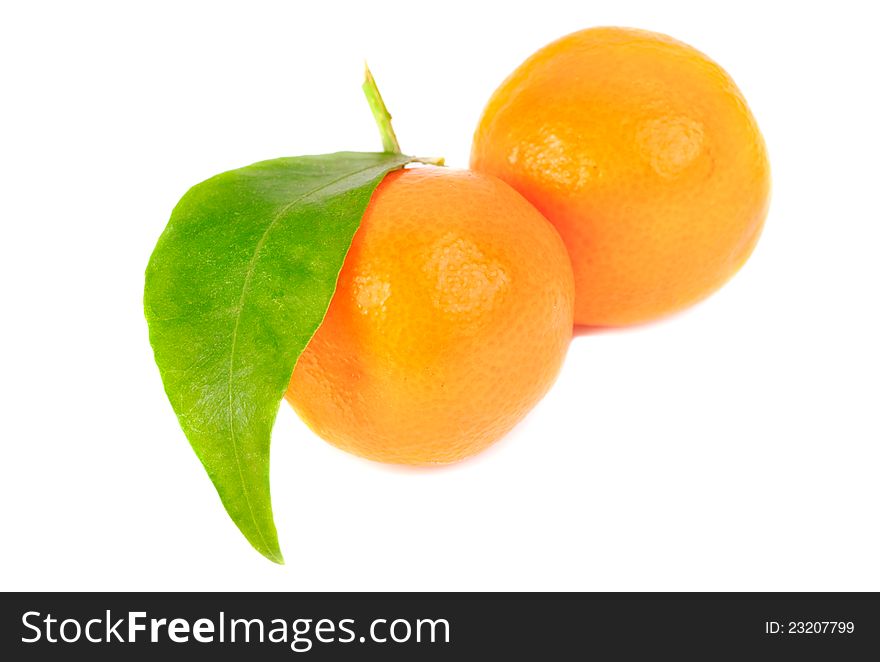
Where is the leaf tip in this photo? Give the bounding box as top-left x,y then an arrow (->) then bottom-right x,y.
257,542 -> 285,565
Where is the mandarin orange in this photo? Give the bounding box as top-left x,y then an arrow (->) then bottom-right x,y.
286,167 -> 574,464
471,27 -> 771,326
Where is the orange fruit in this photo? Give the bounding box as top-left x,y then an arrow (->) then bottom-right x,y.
471,27 -> 771,326
286,167 -> 574,464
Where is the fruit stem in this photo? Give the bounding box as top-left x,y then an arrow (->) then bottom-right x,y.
362,63 -> 402,154
361,63 -> 445,166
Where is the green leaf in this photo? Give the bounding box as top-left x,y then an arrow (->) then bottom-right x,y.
144,152 -> 414,563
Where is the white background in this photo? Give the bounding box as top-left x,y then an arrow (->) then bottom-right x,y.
2,0 -> 878,592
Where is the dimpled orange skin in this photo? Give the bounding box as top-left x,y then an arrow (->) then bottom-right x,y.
471,27 -> 771,326
285,167 -> 575,465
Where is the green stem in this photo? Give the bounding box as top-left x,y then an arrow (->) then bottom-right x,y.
361,64 -> 445,166
362,64 -> 401,154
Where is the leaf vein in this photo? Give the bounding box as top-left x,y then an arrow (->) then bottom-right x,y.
225,159 -> 401,557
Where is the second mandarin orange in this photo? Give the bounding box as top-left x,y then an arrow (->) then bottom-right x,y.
471,27 -> 771,326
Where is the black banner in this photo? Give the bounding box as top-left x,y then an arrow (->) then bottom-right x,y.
2,592 -> 877,659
